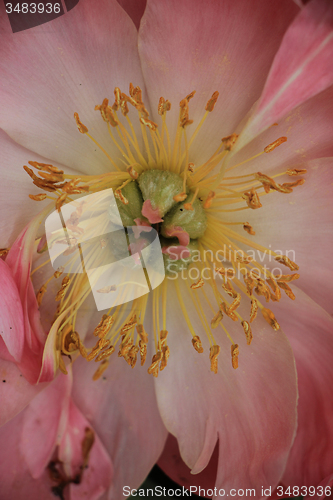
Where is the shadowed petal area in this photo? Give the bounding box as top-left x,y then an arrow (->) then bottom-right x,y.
138,0 -> 298,166
0,359 -> 46,427
117,0 -> 147,29
153,280 -> 297,498
0,0 -> 146,175
71,353 -> 168,499
273,288 -> 333,489
236,0 -> 333,151
0,259 -> 24,362
20,372 -> 72,478
158,434 -> 218,496
0,411 -> 55,500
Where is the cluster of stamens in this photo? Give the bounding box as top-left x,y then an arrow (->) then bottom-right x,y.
16,81 -> 307,379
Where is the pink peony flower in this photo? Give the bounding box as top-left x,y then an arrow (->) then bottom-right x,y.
0,0 -> 333,499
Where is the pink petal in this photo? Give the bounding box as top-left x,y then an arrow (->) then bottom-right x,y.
116,0 -> 147,29
59,400 -> 113,500
138,0 -> 298,165
304,474 -> 333,499
0,259 -> 24,362
142,199 -> 164,223
20,372 -> 72,478
237,0 -> 333,150
158,434 -> 218,495
0,411 -> 55,500
273,287 -> 333,489
153,280 -> 297,494
164,226 -> 190,246
0,0 -> 146,175
0,129 -> 68,249
0,359 -> 46,428
71,354 -> 168,499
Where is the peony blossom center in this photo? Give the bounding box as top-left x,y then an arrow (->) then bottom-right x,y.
21,83 -> 306,379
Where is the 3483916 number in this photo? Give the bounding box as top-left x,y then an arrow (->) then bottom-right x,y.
5,3 -> 61,14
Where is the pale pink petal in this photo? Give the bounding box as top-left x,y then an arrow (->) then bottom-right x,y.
272,287 -> 333,489
59,400 -> 113,500
236,0 -> 333,150
0,259 -> 24,361
117,0 -> 147,29
142,199 -> 164,223
0,359 -> 46,428
20,372 -> 72,478
0,0 -> 146,175
71,354 -> 168,499
158,434 -> 218,495
304,474 -> 333,499
164,226 -> 190,246
0,129 -> 69,248
153,280 -> 297,496
138,0 -> 298,165
0,411 -> 55,500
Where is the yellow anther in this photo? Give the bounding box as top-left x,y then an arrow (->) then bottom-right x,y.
173,192 -> 187,202
205,91 -> 219,112
74,112 -> 88,134
118,336 -> 133,358
261,307 -> 280,331
36,285 -> 47,306
139,340 -> 147,366
210,345 -> 221,374
159,330 -> 168,348
126,165 -> 139,180
160,345 -> 170,371
29,193 -> 47,201
264,136 -> 287,153
221,133 -> 239,151
243,273 -> 256,296
93,314 -> 114,338
203,191 -> 216,209
58,354 -> 68,375
286,168 -> 307,176
126,345 -> 139,368
0,248 -> 9,258
274,255 -> 299,271
254,277 -> 271,303
280,179 -> 305,191
220,301 -> 238,321
179,98 -> 193,128
148,351 -> 162,377
250,298 -> 258,323
277,273 -> 300,282
235,254 -> 253,264
55,276 -> 71,301
86,338 -> 110,361
92,360 -> 109,381
95,98 -> 118,127
231,344 -> 239,369
192,335 -> 204,353
190,278 -> 204,289
28,161 -> 64,175
241,321 -> 253,345
187,162 -> 194,173
56,193 -> 67,212
229,293 -> 241,312
112,87 -> 121,111
158,97 -> 171,116
54,267 -> 64,279
215,267 -> 235,279
266,277 -> 281,302
243,222 -> 255,235
221,280 -> 237,299
114,189 -> 129,205
255,172 -> 303,194
95,345 -> 115,362
140,117 -> 158,131
39,171 -> 64,183
136,324 -> 148,344
121,315 -> 137,333
242,188 -> 262,209
277,281 -> 296,300
71,331 -> 87,358
211,309 -> 223,329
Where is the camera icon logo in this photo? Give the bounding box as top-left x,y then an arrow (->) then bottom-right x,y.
45,188 -> 165,311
